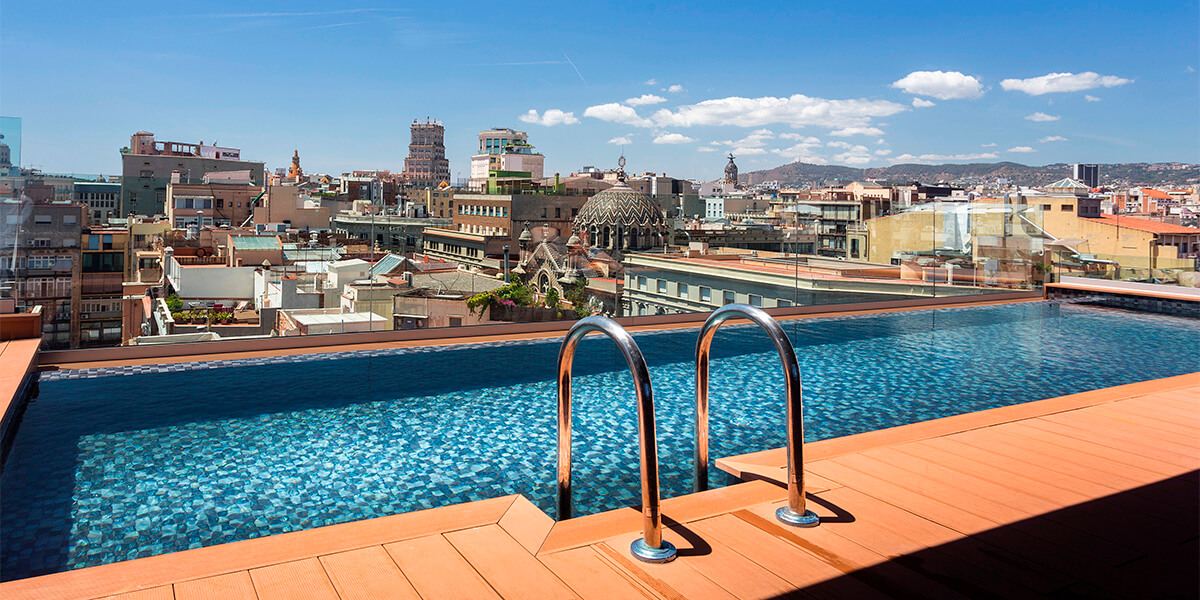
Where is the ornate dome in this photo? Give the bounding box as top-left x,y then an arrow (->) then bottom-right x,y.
573,181 -> 666,231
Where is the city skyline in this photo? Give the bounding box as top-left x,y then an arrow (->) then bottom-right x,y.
1,1 -> 1197,180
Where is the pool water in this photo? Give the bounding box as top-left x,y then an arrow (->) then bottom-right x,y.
2,302 -> 1197,579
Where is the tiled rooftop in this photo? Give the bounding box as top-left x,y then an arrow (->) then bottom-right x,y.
3,372 -> 1195,599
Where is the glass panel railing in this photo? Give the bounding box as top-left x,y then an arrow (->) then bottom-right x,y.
5,191 -> 1074,353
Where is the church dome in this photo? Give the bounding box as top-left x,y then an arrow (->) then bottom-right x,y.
573,181 -> 666,232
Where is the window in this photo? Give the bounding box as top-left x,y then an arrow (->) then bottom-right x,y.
555,207 -> 561,219
657,280 -> 667,294
749,295 -> 763,307
679,283 -> 689,299
541,207 -> 547,218
63,214 -> 77,225
34,214 -> 52,224
700,287 -> 711,302
1061,205 -> 1073,211
723,291 -> 736,305
778,299 -> 792,308
637,276 -> 647,290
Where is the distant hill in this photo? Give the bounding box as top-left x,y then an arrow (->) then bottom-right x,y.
741,161 -> 1200,188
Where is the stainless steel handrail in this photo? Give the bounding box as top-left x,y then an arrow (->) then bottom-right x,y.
695,304 -> 819,527
556,315 -> 677,563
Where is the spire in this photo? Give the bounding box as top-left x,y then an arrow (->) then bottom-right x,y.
616,154 -> 627,184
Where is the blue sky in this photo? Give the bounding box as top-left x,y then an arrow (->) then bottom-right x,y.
2,1 -> 1197,181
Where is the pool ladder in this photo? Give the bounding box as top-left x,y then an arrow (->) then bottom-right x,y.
555,306 -> 818,564
694,304 -> 819,527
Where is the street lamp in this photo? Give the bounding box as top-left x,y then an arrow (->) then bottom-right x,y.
502,245 -> 511,283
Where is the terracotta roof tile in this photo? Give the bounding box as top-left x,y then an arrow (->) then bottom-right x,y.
1088,214 -> 1200,235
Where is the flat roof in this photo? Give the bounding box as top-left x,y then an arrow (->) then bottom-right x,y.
291,312 -> 387,326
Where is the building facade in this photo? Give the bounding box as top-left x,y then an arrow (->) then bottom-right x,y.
120,131 -> 264,216
1,201 -> 84,348
74,181 -> 122,222
1072,164 -> 1099,188
401,119 -> 452,188
166,174 -> 263,229
468,129 -> 544,188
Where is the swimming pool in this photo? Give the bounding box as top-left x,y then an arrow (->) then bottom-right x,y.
2,301 -> 1197,579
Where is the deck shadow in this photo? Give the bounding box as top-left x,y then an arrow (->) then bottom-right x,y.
779,471 -> 1199,600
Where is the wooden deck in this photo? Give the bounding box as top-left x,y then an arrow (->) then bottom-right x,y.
2,373 -> 1196,599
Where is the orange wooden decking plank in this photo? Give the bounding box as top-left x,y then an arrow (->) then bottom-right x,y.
962,424 -> 1171,485
537,546 -> 659,600
0,495 -> 515,600
1093,401 -> 1200,435
839,447 -> 1131,578
497,496 -> 555,555
602,526 -> 797,600
1012,419 -> 1196,475
807,458 -> 996,535
248,558 -> 339,600
383,534 -> 501,600
538,481 -> 784,555
888,441 -> 1143,566
318,546 -> 420,600
100,587 -> 175,600
924,436 -> 1117,497
1057,408 -> 1200,448
734,506 -> 975,600
686,513 -> 889,600
831,452 -> 1027,523
816,487 -> 1067,595
443,524 -> 578,599
592,541 -> 738,600
948,426 -> 1143,489
1029,414 -> 1199,467
173,571 -> 257,600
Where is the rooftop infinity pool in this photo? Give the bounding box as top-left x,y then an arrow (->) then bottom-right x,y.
2,301 -> 1198,579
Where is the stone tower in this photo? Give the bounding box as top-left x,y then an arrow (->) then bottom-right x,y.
724,153 -> 738,184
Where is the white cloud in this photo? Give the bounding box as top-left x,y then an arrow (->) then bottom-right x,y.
912,98 -> 936,108
1084,95 -> 1101,102
875,149 -> 892,156
653,132 -> 697,144
607,135 -> 633,145
697,146 -> 719,152
778,132 -> 808,140
665,84 -> 684,93
728,129 -> 774,148
1038,135 -> 1067,142
1187,66 -> 1197,74
876,138 -> 885,145
830,126 -> 885,137
981,142 -> 998,147
892,152 -> 999,163
772,143 -> 827,164
625,94 -> 667,106
645,78 -> 658,85
733,147 -> 768,155
891,70 -> 984,100
518,109 -> 579,126
1000,72 -> 1132,95
649,94 -> 907,129
1007,146 -> 1036,153
828,143 -> 872,165
1025,112 -> 1061,122
583,103 -> 654,127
